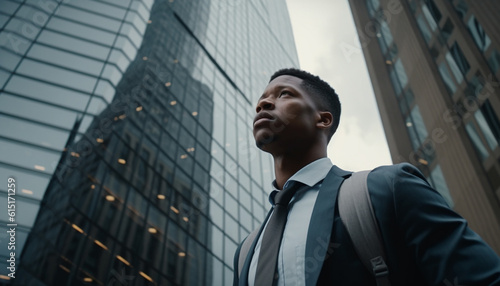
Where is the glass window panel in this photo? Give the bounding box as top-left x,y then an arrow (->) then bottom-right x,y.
438,61 -> 457,94
109,49 -> 130,72
87,96 -> 108,115
224,235 -> 237,264
2,1 -> 20,14
445,52 -> 464,85
130,1 -> 150,22
55,5 -> 122,32
65,1 -> 126,19
210,224 -> 224,259
16,4 -> 51,29
0,30 -> 31,54
430,165 -> 453,207
0,14 -> 9,28
406,116 -> 420,150
480,101 -> 500,143
487,50 -> 500,74
0,93 -> 80,129
452,0 -> 468,19
125,10 -> 147,36
450,43 -> 470,76
0,69 -> 9,87
46,17 -> 116,46
209,199 -> 223,229
4,17 -> 40,40
16,59 -> 97,93
394,59 -> 408,89
224,213 -> 239,242
0,49 -> 22,71
37,30 -> 110,61
465,121 -> 489,160
94,79 -> 116,103
239,206 -> 252,231
380,21 -> 393,48
389,68 -> 402,95
0,138 -> 61,174
208,255 -> 224,286
441,18 -> 454,42
422,4 -> 438,31
103,0 -> 132,8
424,0 -> 441,23
404,88 -> 415,107
114,35 -> 137,60
411,106 -> 429,142
102,63 -> 123,86
1,194 -> 40,227
474,110 -> 498,150
0,165 -> 50,200
5,75 -> 91,111
224,192 -> 238,218
28,43 -> 105,75
0,115 -> 70,150
467,16 -> 491,52
118,23 -> 143,53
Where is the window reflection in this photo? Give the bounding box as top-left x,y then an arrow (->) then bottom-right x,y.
438,61 -> 457,94
0,115 -> 70,150
474,109 -> 498,150
467,16 -> 491,52
466,121 -> 489,160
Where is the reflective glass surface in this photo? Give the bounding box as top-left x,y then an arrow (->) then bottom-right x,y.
466,121 -> 489,160
0,0 -> 298,285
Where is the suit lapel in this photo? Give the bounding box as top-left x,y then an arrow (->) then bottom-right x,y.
238,208 -> 273,286
304,165 -> 351,286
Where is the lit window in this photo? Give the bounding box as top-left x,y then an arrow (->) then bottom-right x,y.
139,271 -> 154,283
34,165 -> 46,171
22,189 -> 33,195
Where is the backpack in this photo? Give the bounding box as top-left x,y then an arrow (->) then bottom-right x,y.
237,170 -> 391,286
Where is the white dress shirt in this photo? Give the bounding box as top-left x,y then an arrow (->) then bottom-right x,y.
248,158 -> 333,286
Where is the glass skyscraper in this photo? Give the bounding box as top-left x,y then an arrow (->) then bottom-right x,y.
348,0 -> 500,253
0,0 -> 299,284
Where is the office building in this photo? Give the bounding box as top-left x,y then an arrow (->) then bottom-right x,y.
348,0 -> 500,252
0,0 -> 299,284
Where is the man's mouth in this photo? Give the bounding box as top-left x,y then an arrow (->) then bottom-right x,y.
253,112 -> 274,127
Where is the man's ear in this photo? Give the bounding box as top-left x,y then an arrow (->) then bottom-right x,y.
316,111 -> 333,130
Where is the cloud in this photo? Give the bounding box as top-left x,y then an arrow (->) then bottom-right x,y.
286,0 -> 392,170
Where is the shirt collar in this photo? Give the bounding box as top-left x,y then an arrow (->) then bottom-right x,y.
269,157 -> 333,204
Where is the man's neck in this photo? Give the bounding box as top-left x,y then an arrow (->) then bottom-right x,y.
272,149 -> 327,190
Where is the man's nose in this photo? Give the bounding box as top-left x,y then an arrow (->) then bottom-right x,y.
256,97 -> 274,113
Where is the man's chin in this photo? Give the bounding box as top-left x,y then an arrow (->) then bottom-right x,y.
255,134 -> 277,151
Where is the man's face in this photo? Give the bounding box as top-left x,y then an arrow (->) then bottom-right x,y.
253,75 -> 321,153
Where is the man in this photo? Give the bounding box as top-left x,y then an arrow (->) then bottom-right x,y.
233,68 -> 500,285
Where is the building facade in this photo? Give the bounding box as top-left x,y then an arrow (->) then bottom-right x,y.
348,0 -> 500,252
0,0 -> 299,285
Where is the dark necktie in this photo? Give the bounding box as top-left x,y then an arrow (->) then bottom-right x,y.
254,181 -> 303,286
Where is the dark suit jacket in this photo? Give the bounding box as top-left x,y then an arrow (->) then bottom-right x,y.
234,163 -> 500,285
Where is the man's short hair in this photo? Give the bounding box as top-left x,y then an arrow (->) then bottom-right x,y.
269,68 -> 341,141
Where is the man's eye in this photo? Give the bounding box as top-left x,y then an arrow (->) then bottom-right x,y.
279,91 -> 291,97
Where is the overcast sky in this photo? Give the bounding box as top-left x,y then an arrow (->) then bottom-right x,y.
286,0 -> 392,171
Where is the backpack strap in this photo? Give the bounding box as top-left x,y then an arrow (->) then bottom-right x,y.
338,170 -> 391,286
238,227 -> 260,278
